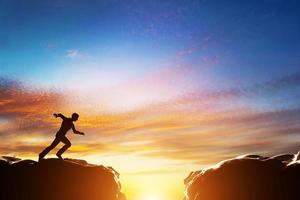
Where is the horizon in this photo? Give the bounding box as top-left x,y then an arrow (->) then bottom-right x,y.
1,1 -> 300,200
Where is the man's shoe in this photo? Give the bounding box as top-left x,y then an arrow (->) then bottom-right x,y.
56,153 -> 63,160
38,155 -> 44,162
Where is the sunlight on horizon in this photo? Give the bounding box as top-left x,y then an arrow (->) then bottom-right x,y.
14,153 -> 185,200
142,196 -> 162,200
20,153 -> 188,200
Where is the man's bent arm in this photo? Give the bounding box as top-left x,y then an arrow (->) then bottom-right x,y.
72,124 -> 85,135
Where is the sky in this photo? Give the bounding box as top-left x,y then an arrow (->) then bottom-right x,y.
1,0 -> 300,200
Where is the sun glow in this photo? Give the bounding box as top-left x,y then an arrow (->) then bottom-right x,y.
143,195 -> 161,200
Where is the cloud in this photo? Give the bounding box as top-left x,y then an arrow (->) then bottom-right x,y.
0,142 -> 108,157
0,77 -> 65,133
79,73 -> 300,164
119,106 -> 300,164
1,72 -> 300,166
66,49 -> 83,59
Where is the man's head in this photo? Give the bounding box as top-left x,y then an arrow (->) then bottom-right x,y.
72,113 -> 79,121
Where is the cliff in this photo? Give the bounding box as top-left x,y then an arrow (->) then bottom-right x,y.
184,153 -> 300,200
0,156 -> 126,200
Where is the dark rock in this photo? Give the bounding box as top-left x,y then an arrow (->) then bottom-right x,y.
184,153 -> 300,200
0,156 -> 125,200
271,154 -> 295,163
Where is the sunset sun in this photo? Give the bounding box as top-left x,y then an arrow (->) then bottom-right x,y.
143,196 -> 161,200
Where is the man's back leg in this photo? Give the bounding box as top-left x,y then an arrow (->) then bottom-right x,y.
39,137 -> 60,161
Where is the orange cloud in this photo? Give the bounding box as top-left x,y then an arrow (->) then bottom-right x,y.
1,73 -> 300,166
0,78 -> 65,133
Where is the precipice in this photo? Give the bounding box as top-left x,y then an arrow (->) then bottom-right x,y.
0,156 -> 126,200
184,153 -> 300,200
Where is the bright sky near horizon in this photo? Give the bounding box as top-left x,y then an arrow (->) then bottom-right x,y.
1,1 -> 300,200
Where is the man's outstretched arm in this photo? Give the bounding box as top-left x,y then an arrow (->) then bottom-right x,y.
72,124 -> 85,135
53,113 -> 67,120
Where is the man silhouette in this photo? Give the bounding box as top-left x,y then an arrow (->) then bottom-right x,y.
39,113 -> 85,161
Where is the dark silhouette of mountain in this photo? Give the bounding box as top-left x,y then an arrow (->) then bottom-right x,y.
184,152 -> 300,200
0,156 -> 126,200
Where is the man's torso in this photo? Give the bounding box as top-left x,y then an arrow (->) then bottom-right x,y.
56,118 -> 73,137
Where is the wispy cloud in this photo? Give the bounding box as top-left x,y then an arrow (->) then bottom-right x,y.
0,72 -> 300,167
0,78 -> 65,133
66,49 -> 83,59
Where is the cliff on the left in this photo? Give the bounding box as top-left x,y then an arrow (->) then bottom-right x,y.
0,156 -> 126,200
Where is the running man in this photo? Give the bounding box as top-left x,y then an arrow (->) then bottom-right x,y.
39,113 -> 85,161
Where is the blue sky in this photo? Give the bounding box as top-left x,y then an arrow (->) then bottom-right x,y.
1,0 -> 299,83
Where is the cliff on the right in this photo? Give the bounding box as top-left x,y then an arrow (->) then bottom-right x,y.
184,152 -> 300,200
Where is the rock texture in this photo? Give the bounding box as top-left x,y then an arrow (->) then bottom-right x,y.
0,156 -> 126,200
184,153 -> 300,200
